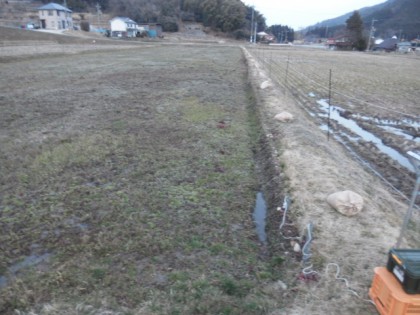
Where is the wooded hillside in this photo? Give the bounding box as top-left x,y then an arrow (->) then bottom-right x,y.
58,0 -> 267,37
307,0 -> 420,40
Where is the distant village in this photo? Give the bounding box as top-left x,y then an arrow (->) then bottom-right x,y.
36,2 -> 163,38
22,2 -> 420,52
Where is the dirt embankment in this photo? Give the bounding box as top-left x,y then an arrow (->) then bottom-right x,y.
243,47 -> 417,315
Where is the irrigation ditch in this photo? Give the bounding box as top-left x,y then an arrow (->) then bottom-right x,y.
246,60 -> 305,277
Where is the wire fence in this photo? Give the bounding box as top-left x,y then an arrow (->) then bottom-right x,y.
248,45 -> 419,120
246,44 -> 420,219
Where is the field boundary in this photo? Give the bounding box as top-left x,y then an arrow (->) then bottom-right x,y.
241,44 -> 419,314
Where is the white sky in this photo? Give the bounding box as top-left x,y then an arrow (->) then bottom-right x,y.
241,0 -> 387,29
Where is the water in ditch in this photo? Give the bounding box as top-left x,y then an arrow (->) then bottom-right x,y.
253,191 -> 267,246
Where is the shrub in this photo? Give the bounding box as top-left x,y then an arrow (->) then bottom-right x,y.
160,17 -> 178,32
232,29 -> 248,40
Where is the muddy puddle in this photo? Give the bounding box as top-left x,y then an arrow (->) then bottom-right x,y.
1,216 -> 88,289
253,191 -> 267,246
0,252 -> 51,288
315,99 -> 418,173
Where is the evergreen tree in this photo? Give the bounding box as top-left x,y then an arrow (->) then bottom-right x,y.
267,24 -> 294,42
346,11 -> 367,51
200,0 -> 246,32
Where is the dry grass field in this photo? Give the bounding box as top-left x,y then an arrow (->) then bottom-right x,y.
0,27 -> 419,315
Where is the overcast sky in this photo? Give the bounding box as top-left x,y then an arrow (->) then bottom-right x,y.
241,0 -> 387,29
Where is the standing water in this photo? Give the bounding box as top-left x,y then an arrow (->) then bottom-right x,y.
253,192 -> 267,245
317,99 -> 415,172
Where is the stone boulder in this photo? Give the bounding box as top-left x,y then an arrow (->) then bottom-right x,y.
274,111 -> 294,122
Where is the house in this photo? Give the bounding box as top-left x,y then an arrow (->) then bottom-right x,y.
325,36 -> 352,50
38,2 -> 73,30
373,37 -> 398,52
110,17 -> 138,38
257,31 -> 275,44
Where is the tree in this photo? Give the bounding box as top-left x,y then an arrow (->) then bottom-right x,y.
200,0 -> 246,32
346,11 -> 367,51
106,0 -> 260,37
267,24 -> 294,42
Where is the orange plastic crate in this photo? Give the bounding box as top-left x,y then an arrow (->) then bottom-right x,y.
369,267 -> 420,315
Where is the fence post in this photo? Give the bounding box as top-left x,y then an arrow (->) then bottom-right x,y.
328,69 -> 332,141
284,54 -> 290,94
269,51 -> 272,78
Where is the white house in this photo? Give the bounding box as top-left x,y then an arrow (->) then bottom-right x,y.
110,17 -> 138,38
38,2 -> 73,30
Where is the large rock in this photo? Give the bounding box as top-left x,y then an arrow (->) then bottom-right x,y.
327,190 -> 364,216
274,111 -> 294,122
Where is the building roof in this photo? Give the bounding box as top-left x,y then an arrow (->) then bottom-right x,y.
38,2 -> 72,12
111,17 -> 138,25
374,38 -> 398,50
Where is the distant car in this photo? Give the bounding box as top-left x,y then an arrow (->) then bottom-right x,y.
26,23 -> 40,29
398,42 -> 413,53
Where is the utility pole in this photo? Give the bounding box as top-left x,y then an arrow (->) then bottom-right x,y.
96,2 -> 102,29
254,22 -> 257,44
367,19 -> 377,51
250,6 -> 254,43
283,29 -> 289,43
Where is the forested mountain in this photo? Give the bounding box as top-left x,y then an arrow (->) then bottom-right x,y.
306,0 -> 420,40
50,0 -> 267,37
